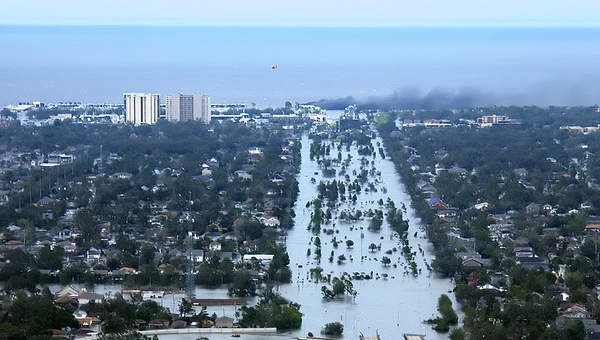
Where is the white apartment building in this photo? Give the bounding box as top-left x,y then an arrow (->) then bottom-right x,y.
123,93 -> 160,125
166,94 -> 211,124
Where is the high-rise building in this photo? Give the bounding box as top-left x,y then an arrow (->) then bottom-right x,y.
123,93 -> 159,125
166,94 -> 211,124
193,95 -> 211,124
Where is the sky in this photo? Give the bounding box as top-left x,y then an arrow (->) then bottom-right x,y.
2,0 -> 600,27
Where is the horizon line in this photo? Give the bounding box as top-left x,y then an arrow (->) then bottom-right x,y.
1,22 -> 600,29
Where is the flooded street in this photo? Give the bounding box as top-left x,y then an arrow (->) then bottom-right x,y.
275,126 -> 458,339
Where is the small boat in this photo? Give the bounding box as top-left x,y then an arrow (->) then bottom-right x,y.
231,335 -> 241,338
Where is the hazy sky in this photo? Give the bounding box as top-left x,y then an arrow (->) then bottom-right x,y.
2,0 -> 600,27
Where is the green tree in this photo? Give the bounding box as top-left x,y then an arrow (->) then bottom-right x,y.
178,298 -> 194,317
230,270 -> 256,297
38,245 -> 64,270
323,321 -> 344,336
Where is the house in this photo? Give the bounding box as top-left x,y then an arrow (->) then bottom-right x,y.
86,247 -> 102,263
559,304 -> 591,318
525,203 -> 541,215
56,295 -> 79,310
234,170 -> 252,180
585,217 -> 600,232
473,202 -> 490,211
517,257 -> 546,270
3,240 -> 24,249
262,216 -> 280,228
248,147 -> 263,157
172,320 -> 187,328
110,172 -> 133,181
209,242 -> 222,252
478,283 -> 505,292
208,158 -> 219,168
462,257 -> 488,269
488,223 -> 515,241
77,292 -> 104,305
243,254 -> 274,265
436,209 -> 458,220
215,316 -> 234,328
270,174 -> 285,183
189,249 -> 204,263
56,229 -> 72,241
37,196 -> 57,206
556,304 -> 592,327
514,168 -> 528,178
57,241 -> 77,253
6,225 -> 20,232
118,267 -> 137,275
158,263 -> 175,274
148,319 -> 170,329
243,241 -> 259,252
77,316 -> 101,328
514,246 -> 534,258
55,285 -> 80,299
142,290 -> 164,299
204,231 -> 224,241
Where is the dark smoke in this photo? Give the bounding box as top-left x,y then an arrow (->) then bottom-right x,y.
308,88 -> 496,110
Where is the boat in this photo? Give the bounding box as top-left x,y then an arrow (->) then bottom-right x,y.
231,335 -> 241,338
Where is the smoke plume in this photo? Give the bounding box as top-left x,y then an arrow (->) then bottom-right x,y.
308,88 -> 496,110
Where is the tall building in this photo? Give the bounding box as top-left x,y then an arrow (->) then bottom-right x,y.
166,94 -> 211,124
123,93 -> 159,125
194,95 -> 211,124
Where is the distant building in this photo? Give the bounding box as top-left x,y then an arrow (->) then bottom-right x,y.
242,254 -> 274,265
477,115 -> 508,124
123,93 -> 159,125
559,124 -> 600,134
211,103 -> 246,113
424,119 -> 452,127
476,115 -> 519,126
166,94 -> 211,124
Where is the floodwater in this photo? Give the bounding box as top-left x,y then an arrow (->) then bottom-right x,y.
55,115 -> 457,340
273,128 -> 458,339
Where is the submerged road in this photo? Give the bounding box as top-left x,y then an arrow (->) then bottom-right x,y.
277,126 -> 457,339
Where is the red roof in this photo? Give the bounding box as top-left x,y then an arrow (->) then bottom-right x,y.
5,240 -> 23,246
149,319 -> 169,325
